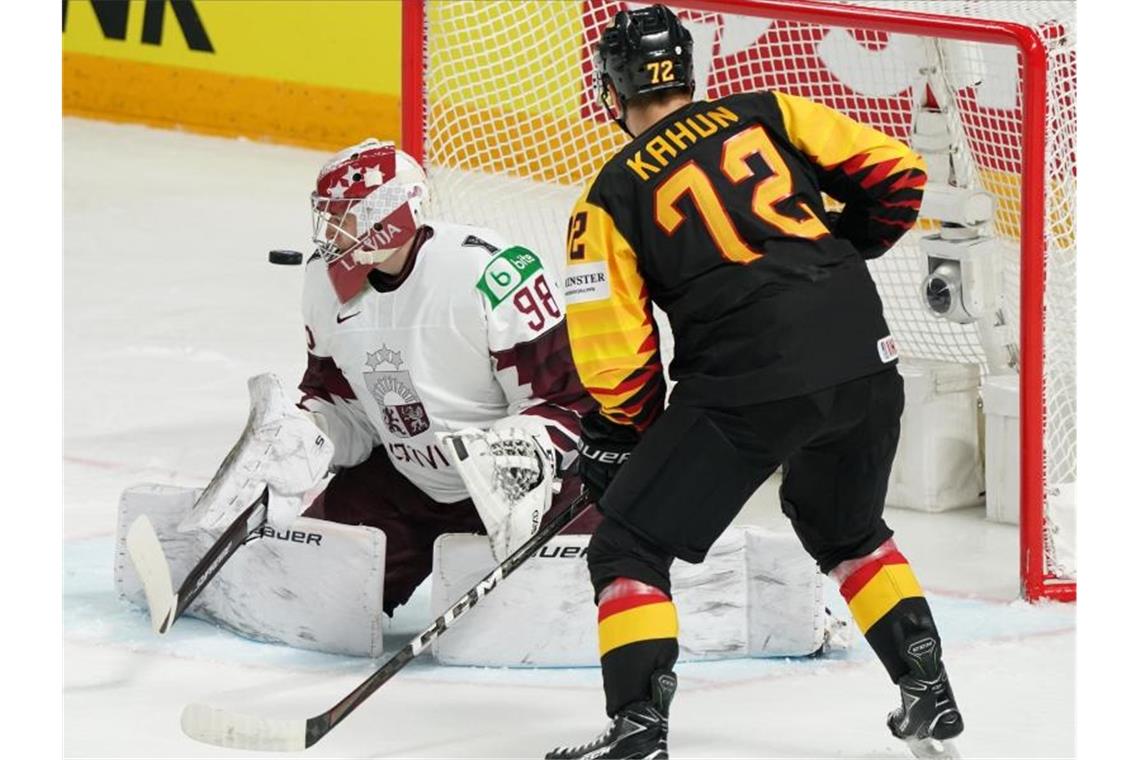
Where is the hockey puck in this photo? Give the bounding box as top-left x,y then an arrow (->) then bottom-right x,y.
268,249 -> 304,266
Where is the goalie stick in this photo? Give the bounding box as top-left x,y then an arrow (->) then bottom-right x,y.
125,488 -> 268,635
180,490 -> 592,752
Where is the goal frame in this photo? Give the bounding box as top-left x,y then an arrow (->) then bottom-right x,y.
400,0 -> 1073,603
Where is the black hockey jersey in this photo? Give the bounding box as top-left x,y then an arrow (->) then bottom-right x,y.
564,91 -> 926,430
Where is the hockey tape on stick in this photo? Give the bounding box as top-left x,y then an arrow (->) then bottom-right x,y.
180,490 -> 592,751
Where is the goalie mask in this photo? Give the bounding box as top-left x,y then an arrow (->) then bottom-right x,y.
311,139 -> 429,302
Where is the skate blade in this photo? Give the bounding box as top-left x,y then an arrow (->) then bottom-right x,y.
905,737 -> 961,759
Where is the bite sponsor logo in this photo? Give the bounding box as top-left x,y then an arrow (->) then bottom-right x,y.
476,246 -> 543,308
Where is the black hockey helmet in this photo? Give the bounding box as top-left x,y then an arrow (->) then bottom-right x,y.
594,4 -> 695,135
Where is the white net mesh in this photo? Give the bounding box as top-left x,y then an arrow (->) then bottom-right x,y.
417,0 -> 1076,592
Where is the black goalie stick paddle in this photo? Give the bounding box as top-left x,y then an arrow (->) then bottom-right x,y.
179,490 -> 591,751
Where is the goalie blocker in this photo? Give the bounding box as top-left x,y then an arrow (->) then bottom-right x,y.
116,483 -> 846,663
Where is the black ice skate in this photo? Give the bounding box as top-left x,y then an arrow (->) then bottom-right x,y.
546,671 -> 676,759
888,636 -> 964,759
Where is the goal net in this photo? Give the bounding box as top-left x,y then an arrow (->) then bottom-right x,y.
405,0 -> 1076,602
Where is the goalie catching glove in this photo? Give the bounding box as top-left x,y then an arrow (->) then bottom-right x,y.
178,373 -> 334,533
439,417 -> 557,563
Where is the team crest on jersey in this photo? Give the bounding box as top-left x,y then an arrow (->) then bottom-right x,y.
363,345 -> 430,438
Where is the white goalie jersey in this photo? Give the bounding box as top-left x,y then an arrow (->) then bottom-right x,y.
299,221 -> 594,503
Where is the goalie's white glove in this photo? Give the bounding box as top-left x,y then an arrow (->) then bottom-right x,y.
178,373 -> 334,533
439,417 -> 556,563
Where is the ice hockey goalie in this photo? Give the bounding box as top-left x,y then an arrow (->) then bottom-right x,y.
114,139 -> 847,663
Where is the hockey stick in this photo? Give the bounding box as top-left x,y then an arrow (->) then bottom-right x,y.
126,487 -> 268,635
180,490 -> 592,752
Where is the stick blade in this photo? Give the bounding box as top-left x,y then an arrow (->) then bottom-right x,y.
181,703 -> 308,752
125,515 -> 178,635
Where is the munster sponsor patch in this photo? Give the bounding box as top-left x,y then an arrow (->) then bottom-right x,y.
476,246 -> 543,308
564,261 -> 610,305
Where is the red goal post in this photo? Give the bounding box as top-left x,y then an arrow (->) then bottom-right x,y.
402,0 -> 1076,603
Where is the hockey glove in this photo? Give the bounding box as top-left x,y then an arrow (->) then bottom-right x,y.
577,412 -> 640,502
178,373 -> 334,533
439,416 -> 557,563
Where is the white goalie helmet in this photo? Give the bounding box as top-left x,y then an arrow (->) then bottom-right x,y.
311,138 -> 429,301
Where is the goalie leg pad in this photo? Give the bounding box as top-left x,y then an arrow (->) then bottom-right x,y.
116,483 -> 388,657
429,525 -> 849,667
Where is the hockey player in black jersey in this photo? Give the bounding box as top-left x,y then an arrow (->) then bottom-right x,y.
548,5 -> 963,759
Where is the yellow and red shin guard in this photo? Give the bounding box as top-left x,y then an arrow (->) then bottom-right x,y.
597,578 -> 679,715
832,539 -> 939,682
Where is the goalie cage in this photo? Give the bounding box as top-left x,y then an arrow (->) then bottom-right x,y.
401,0 -> 1076,602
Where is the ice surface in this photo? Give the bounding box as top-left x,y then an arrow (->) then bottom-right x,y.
63,118 -> 1074,758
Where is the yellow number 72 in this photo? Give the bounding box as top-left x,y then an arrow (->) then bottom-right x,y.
645,60 -> 675,84
654,124 -> 829,264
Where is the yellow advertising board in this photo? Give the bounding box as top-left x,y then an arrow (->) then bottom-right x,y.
63,0 -> 403,150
